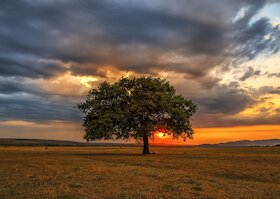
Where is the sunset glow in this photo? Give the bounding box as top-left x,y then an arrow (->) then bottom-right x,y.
156,132 -> 169,139
151,125 -> 280,145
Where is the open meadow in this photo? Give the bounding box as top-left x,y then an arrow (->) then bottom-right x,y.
0,146 -> 279,199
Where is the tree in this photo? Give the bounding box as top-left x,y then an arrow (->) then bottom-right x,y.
78,77 -> 197,154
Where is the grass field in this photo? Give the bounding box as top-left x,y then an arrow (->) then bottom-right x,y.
0,146 -> 279,199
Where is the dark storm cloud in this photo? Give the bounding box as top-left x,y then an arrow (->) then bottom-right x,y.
93,5 -> 226,54
233,17 -> 280,61
0,77 -> 44,95
1,0 -> 278,78
0,54 -> 66,78
0,93 -> 82,122
0,77 -> 22,94
0,75 -> 84,122
0,0 -> 279,126
192,82 -> 255,115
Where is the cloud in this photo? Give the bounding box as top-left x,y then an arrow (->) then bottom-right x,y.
239,66 -> 261,81
191,85 -> 280,127
256,86 -> 280,95
267,72 -> 280,78
0,93 -> 82,122
0,0 -> 280,131
1,0 -> 279,79
0,54 -> 67,78
193,82 -> 256,115
233,17 -> 280,61
269,89 -> 280,94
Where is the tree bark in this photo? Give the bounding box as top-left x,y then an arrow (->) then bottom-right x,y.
143,135 -> 150,154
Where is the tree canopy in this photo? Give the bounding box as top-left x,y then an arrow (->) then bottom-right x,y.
78,77 -> 197,154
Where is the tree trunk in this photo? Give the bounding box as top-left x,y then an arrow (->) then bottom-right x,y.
143,135 -> 150,154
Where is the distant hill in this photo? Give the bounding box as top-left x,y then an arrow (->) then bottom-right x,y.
201,139 -> 280,147
1,138 -> 280,147
0,139 -> 140,147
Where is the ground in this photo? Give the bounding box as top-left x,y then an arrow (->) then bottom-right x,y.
0,146 -> 279,199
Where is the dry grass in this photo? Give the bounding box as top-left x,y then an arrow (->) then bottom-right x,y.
0,146 -> 279,199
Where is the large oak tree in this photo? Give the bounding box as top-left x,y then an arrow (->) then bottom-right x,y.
78,77 -> 197,154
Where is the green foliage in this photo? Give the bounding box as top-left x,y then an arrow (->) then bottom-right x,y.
78,76 -> 197,142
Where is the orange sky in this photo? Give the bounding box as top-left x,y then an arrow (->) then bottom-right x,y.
0,121 -> 279,145
151,125 -> 280,145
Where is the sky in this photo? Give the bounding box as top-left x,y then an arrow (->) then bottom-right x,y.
0,0 -> 279,145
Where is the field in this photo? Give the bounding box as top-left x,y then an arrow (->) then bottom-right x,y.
0,146 -> 279,199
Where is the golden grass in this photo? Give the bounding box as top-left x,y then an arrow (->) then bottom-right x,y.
0,146 -> 279,199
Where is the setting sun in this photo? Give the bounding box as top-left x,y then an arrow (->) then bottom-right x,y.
156,132 -> 167,138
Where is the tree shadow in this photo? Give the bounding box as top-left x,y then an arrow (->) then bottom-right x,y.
68,153 -> 143,157
67,152 -> 183,156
